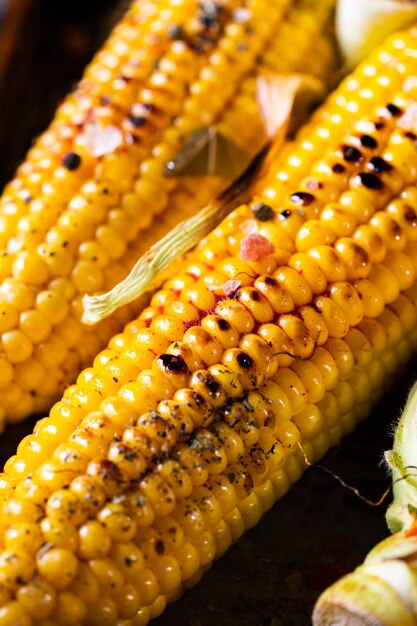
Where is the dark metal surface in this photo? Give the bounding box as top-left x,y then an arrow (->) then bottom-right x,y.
0,0 -> 122,186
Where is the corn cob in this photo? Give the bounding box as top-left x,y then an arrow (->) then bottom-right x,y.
0,0 -> 337,426
0,22 -> 416,626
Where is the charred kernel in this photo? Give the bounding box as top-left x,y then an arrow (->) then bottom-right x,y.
252,203 -> 274,222
332,163 -> 346,174
385,103 -> 402,116
355,172 -> 383,190
158,354 -> 189,374
405,206 -> 417,223
360,135 -> 378,149
367,157 -> 393,173
204,377 -> 221,398
236,352 -> 254,369
341,145 -> 362,163
289,192 -> 315,206
217,319 -> 231,331
62,152 -> 81,171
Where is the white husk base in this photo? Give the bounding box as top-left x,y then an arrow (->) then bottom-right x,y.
337,0 -> 417,65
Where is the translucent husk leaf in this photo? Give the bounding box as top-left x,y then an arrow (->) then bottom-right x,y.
82,73 -> 324,325
337,0 -> 417,66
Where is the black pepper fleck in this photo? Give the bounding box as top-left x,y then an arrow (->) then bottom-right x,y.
360,135 -> 378,149
252,202 -> 274,222
332,163 -> 346,174
62,152 -> 81,171
341,145 -> 363,163
168,23 -> 185,39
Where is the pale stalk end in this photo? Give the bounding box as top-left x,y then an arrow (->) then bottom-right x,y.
336,0 -> 417,67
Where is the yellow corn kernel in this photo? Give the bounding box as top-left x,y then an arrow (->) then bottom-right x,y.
0,0 -> 337,424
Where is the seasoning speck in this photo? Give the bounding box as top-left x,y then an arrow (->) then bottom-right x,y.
85,124 -> 123,157
168,24 -> 185,39
232,7 -> 251,23
240,219 -> 257,235
252,202 -> 274,222
240,234 -> 275,262
223,279 -> 241,296
62,152 -> 81,171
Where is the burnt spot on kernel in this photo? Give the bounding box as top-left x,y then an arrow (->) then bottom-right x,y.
193,392 -> 205,406
264,276 -> 278,287
280,209 -> 292,219
217,319 -> 231,331
341,145 -> 363,163
155,540 -> 165,555
289,192 -> 315,207
158,354 -> 189,374
385,103 -> 402,117
237,352 -> 254,369
196,373 -> 222,398
360,135 -> 378,149
405,131 -> 417,141
92,460 -> 125,483
356,172 -> 384,190
62,152 -> 81,171
247,289 -> 260,302
243,472 -> 254,492
252,202 -> 274,222
350,243 -> 370,266
374,121 -> 385,130
367,157 -> 393,174
332,163 -> 346,174
404,205 -> 417,225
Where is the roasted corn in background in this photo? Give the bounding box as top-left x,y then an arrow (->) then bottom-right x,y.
0,0 -> 336,426
1,20 -> 417,626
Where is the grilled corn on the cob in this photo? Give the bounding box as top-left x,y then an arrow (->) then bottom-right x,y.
0,0 -> 337,426
0,21 -> 417,626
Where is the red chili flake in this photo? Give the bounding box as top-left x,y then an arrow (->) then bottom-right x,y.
240,234 -> 275,262
223,279 -> 241,295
